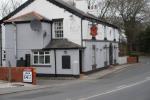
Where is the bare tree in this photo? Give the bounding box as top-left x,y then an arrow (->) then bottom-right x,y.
0,0 -> 23,18
108,0 -> 150,51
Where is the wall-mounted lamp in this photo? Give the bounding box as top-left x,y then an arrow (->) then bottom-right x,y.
64,50 -> 67,54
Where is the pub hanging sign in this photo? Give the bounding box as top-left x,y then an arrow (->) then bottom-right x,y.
90,25 -> 98,39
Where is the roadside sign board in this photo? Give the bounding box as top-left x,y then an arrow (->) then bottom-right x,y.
23,68 -> 32,83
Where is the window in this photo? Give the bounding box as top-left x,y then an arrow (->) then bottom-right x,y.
33,51 -> 50,65
54,20 -> 63,38
62,56 -> 71,69
2,50 -> 6,60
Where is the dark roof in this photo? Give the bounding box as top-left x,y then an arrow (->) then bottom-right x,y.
0,0 -> 119,29
4,11 -> 50,22
43,39 -> 83,49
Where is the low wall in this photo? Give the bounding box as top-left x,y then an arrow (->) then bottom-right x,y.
118,56 -> 127,64
0,67 -> 36,85
127,56 -> 138,64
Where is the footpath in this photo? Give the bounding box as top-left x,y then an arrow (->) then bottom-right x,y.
0,63 -> 136,95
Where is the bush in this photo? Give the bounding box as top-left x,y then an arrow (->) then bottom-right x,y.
128,51 -> 140,57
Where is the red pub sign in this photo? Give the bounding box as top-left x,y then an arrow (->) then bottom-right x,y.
90,25 -> 98,37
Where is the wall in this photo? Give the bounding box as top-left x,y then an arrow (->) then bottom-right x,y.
118,56 -> 127,64
0,67 -> 36,85
5,24 -> 16,66
32,50 -> 55,74
83,41 -> 109,72
56,50 -> 80,75
82,20 -> 120,42
83,40 -> 119,72
112,42 -> 119,64
4,22 -> 51,67
32,49 -> 80,75
8,0 -> 82,45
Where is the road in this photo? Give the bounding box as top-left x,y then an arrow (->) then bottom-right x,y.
0,56 -> 150,100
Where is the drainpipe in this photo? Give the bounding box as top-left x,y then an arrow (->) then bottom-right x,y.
54,50 -> 57,77
80,18 -> 84,74
0,24 -> 2,66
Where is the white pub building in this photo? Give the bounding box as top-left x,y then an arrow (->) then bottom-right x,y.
0,0 -> 125,77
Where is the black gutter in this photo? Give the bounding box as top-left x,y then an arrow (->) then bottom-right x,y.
43,47 -> 85,50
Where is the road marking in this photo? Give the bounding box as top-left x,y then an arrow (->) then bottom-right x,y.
116,85 -> 127,89
78,77 -> 150,100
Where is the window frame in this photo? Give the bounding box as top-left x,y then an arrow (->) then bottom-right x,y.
53,19 -> 64,38
33,51 -> 51,65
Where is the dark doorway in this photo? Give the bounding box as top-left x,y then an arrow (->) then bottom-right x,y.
25,54 -> 31,67
79,50 -> 83,73
109,43 -> 113,65
62,55 -> 71,69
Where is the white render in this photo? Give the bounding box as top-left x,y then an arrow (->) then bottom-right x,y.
118,56 -> 127,65
1,0 -> 124,76
56,50 -> 80,75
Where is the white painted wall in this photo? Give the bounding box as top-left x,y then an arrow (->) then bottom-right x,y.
83,41 -> 109,72
4,22 -> 51,67
82,19 -> 120,42
56,50 -> 80,75
5,24 -> 16,66
7,0 -> 120,45
8,0 -> 82,45
32,50 -> 55,74
112,43 -> 119,64
118,56 -> 127,65
75,0 -> 88,13
1,24 -> 6,66
83,41 -> 119,72
2,0 -> 122,75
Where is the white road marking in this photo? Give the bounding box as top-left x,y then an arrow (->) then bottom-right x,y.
78,77 -> 150,100
116,85 -> 128,89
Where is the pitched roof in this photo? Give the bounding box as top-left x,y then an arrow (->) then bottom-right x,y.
0,0 -> 119,29
43,39 -> 83,49
4,11 -> 50,22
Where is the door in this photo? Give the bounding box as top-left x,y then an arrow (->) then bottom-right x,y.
25,54 -> 31,67
109,43 -> 113,65
62,55 -> 71,69
79,50 -> 83,73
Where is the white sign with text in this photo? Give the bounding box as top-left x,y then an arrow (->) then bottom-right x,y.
23,69 -> 32,83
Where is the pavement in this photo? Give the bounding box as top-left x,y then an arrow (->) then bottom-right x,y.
0,63 -> 135,95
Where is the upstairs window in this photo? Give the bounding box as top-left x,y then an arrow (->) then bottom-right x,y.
54,19 -> 63,38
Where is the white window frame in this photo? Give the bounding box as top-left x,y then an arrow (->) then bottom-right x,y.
33,51 -> 51,65
53,20 -> 63,38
